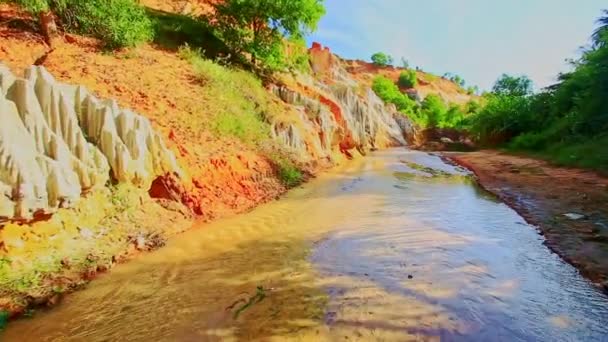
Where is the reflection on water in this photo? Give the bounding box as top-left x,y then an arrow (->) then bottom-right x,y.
4,149 -> 608,341
313,150 -> 608,340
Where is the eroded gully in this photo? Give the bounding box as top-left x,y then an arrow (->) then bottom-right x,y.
4,149 -> 608,341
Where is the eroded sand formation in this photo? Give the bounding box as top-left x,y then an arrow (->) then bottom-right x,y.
0,64 -> 181,222
269,43 -> 412,161
0,45 -> 415,223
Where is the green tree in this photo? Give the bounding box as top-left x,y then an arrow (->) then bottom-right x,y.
398,69 -> 417,88
400,57 -> 409,69
371,52 -> 392,67
211,0 -> 325,72
592,9 -> 608,46
492,74 -> 533,97
452,75 -> 465,87
443,73 -> 465,87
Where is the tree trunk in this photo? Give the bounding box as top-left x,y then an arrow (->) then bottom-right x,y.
39,11 -> 60,47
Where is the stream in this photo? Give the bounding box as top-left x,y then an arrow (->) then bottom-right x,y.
4,149 -> 608,341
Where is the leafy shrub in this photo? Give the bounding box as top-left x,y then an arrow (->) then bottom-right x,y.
276,159 -> 303,187
147,7 -> 231,59
398,70 -> 418,88
285,37 -> 312,73
419,94 -> 447,128
540,135 -> 608,172
372,76 -> 416,112
372,76 -> 468,129
0,310 -> 7,331
10,0 -> 153,48
177,44 -> 203,61
58,0 -> 153,48
443,104 -> 467,129
468,94 -> 532,144
6,0 -> 49,13
465,100 -> 482,115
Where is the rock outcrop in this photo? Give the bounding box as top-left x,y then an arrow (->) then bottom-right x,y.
269,43 -> 412,161
0,64 -> 181,222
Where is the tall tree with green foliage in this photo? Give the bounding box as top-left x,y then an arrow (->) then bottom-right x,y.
211,0 -> 325,72
467,9 -> 608,172
371,52 -> 393,67
492,74 -> 533,97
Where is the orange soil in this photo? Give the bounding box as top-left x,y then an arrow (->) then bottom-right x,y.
448,151 -> 608,291
0,3 -> 284,220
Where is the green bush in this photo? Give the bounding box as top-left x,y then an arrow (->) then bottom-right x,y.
468,94 -> 532,144
419,94 -> 447,128
540,135 -> 608,172
398,70 -> 417,88
371,75 -> 420,125
372,76 -> 414,109
6,0 -> 49,12
277,159 -> 303,187
56,0 -> 153,48
146,7 -> 231,59
9,0 -> 153,48
442,104 -> 467,129
0,310 -> 7,331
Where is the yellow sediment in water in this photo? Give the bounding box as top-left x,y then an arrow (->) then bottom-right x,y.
4,153 -> 454,341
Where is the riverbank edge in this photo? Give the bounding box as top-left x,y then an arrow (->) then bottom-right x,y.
0,155 -> 336,323
443,151 -> 608,294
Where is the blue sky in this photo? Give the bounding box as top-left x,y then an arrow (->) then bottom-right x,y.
307,0 -> 606,90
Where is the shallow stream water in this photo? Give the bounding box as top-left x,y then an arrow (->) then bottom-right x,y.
4,149 -> 608,341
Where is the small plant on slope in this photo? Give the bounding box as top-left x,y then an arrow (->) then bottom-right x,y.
398,69 -> 418,88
